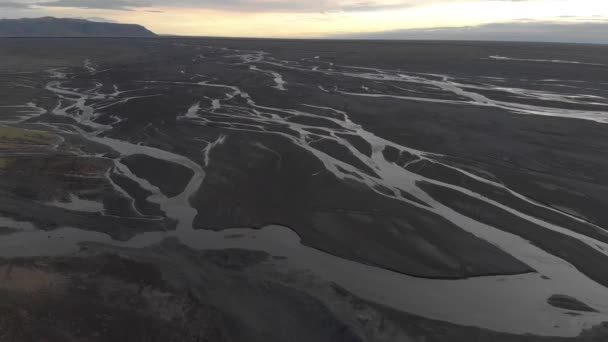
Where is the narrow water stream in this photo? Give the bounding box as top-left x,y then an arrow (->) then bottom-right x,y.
2,48 -> 608,337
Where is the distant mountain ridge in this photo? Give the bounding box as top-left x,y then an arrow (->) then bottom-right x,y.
0,17 -> 156,37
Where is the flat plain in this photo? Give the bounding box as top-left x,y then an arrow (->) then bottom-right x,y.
1,38 -> 608,341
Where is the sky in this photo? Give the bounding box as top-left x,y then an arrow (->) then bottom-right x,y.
0,0 -> 607,41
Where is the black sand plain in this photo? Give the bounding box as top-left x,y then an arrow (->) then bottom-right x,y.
1,38 -> 608,341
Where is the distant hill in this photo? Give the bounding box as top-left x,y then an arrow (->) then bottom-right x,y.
330,22 -> 608,45
0,17 -> 156,37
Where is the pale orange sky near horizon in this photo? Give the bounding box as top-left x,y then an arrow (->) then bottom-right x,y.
5,0 -> 608,37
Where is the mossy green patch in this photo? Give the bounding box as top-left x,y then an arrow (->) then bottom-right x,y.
0,126 -> 58,145
0,158 -> 14,169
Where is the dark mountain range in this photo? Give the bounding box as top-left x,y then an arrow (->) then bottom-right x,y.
0,17 -> 156,37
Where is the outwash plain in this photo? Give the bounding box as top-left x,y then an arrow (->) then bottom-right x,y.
1,38 -> 608,341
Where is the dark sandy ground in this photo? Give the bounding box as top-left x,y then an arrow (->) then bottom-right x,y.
1,38 -> 608,341
3,240 -> 608,342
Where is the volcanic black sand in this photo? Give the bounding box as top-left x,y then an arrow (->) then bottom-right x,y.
1,37 -> 608,341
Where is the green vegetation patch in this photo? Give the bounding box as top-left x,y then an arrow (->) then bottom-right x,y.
0,126 -> 59,145
0,158 -> 15,169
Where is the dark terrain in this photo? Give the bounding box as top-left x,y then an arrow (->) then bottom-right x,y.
1,37 -> 608,341
0,17 -> 156,37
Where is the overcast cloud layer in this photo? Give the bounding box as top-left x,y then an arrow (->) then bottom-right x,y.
2,0 -> 599,13
2,0 -> 421,12
0,0 -> 607,42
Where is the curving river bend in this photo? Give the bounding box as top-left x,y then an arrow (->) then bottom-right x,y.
2,41 -> 608,338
